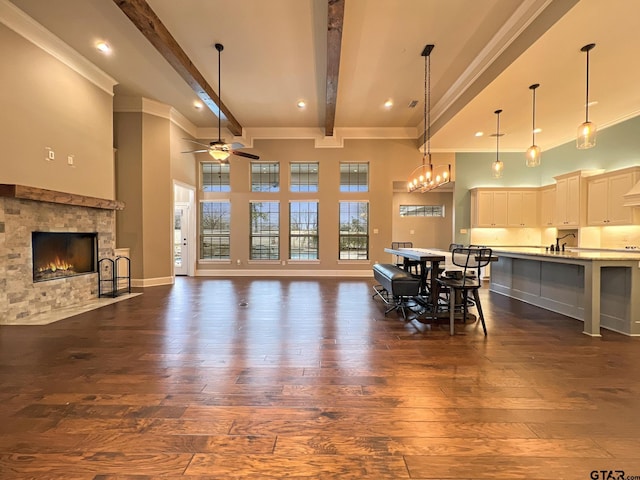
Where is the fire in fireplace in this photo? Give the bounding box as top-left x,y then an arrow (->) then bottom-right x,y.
32,232 -> 97,282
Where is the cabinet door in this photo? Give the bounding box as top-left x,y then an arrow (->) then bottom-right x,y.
476,191 -> 495,227
607,173 -> 635,224
565,175 -> 581,225
507,192 -> 523,227
554,178 -> 568,225
587,177 -> 608,225
540,188 -> 555,226
521,191 -> 539,226
492,191 -> 508,226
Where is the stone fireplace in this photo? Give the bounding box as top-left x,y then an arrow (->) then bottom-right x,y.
0,184 -> 124,325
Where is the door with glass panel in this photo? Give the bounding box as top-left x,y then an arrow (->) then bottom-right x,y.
174,204 -> 189,275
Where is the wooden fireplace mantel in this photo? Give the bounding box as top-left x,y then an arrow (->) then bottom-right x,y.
0,184 -> 125,210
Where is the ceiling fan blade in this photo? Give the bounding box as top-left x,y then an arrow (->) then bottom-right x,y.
183,138 -> 212,148
181,149 -> 210,154
232,150 -> 260,160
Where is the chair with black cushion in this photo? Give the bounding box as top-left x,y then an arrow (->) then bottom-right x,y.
436,247 -> 493,335
391,241 -> 421,276
448,243 -> 463,251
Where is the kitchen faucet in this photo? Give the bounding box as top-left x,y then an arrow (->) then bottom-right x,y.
556,233 -> 576,251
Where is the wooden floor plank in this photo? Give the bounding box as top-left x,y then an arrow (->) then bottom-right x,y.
1,277 -> 638,479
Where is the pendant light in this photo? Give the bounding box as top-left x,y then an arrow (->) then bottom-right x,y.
577,43 -> 596,149
407,44 -> 451,193
492,109 -> 504,178
526,84 -> 541,167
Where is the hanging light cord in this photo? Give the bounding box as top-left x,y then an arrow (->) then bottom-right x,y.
584,47 -> 590,123
424,52 -> 431,164
531,86 -> 536,144
496,110 -> 500,162
215,43 -> 223,142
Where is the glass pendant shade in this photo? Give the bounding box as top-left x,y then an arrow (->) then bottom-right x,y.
492,159 -> 504,178
577,43 -> 596,149
577,121 -> 597,149
525,145 -> 541,167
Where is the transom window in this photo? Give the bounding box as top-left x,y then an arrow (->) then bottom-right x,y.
201,163 -> 230,192
289,201 -> 319,260
339,201 -> 369,260
399,205 -> 445,217
290,163 -> 319,192
340,163 -> 368,192
251,163 -> 279,192
200,201 -> 230,259
250,201 -> 280,260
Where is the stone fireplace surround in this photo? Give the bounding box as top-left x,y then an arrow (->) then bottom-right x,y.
0,185 -> 124,325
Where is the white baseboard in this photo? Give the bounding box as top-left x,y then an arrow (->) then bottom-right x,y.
195,269 -> 374,278
131,276 -> 175,287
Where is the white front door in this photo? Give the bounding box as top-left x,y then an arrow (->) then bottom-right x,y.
174,204 -> 189,275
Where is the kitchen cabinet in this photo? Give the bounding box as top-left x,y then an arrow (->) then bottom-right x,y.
587,167 -> 640,225
471,189 -> 508,227
507,190 -> 538,227
553,170 -> 603,227
539,186 -> 555,227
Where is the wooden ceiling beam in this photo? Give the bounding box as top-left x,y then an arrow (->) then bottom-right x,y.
112,0 -> 243,136
325,0 -> 345,137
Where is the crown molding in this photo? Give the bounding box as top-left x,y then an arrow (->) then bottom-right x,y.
169,108 -> 197,138
0,0 -> 117,95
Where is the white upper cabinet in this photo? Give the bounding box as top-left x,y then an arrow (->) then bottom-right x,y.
587,167 -> 640,225
507,190 -> 539,227
554,170 -> 603,227
539,186 -> 555,227
471,189 -> 508,227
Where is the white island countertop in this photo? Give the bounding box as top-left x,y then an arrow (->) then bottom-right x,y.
490,246 -> 640,261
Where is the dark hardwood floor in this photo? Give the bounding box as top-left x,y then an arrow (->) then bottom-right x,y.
1,277 -> 640,479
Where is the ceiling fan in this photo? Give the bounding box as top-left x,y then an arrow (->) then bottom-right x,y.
182,43 -> 259,163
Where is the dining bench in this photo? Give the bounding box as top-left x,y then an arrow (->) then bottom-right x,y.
372,263 -> 421,319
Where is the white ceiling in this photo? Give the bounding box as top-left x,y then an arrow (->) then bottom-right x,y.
7,0 -> 640,152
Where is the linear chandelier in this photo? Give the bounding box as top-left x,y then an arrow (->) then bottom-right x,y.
408,44 -> 451,193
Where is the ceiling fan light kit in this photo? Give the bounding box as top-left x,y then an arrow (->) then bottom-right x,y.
181,43 -> 259,162
408,44 -> 451,193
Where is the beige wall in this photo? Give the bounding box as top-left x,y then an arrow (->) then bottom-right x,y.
197,138 -> 455,273
392,190 -> 454,251
114,111 -> 172,283
0,24 -> 115,199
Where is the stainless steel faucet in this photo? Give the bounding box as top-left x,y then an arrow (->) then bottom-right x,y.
556,233 -> 576,250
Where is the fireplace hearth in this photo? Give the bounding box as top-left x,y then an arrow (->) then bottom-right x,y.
32,232 -> 97,282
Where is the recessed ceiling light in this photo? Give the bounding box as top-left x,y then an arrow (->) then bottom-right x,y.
384,100 -> 393,108
533,127 -> 542,134
297,100 -> 306,109
474,131 -> 484,137
587,100 -> 598,107
193,101 -> 203,110
96,41 -> 111,54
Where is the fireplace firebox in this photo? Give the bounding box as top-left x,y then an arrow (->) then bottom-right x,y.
32,232 -> 97,282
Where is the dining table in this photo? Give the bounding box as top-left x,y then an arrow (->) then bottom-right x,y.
383,247 -> 449,315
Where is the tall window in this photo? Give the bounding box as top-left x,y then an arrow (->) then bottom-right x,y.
290,163 -> 319,192
201,163 -> 230,192
340,163 -> 368,192
290,202 -> 319,260
339,201 -> 369,260
250,201 -> 279,260
251,163 -> 279,192
200,201 -> 230,259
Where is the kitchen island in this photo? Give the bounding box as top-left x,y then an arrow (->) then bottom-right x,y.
489,247 -> 640,336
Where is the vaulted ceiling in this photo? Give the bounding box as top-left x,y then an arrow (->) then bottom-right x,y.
7,0 -> 640,152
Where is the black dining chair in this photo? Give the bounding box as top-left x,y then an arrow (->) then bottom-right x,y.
391,241 -> 421,276
436,247 -> 493,335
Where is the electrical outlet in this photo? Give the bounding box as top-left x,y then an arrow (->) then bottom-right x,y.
67,155 -> 74,166
45,147 -> 54,161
